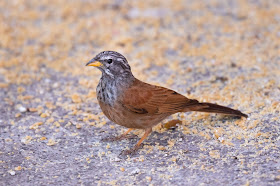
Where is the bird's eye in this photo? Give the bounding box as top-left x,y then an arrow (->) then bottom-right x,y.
107,59 -> 112,64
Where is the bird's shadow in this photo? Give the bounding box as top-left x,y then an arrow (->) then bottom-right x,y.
101,115 -> 244,157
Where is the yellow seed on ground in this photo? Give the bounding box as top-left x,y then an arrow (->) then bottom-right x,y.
29,122 -> 43,129
71,94 -> 82,103
15,166 -> 22,171
146,176 -> 152,182
28,108 -> 38,112
53,121 -> 60,127
47,139 -> 57,146
40,113 -> 48,118
209,150 -> 221,159
76,124 -> 82,129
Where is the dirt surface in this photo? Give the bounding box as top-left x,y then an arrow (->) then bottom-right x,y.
1,0 -> 280,185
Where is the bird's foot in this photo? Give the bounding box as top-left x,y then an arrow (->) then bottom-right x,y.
101,134 -> 137,142
120,148 -> 138,156
119,144 -> 143,156
101,136 -> 121,142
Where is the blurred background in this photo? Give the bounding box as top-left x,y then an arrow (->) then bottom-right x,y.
1,0 -> 280,102
0,0 -> 280,185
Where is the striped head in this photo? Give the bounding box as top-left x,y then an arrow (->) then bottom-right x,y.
86,51 -> 132,78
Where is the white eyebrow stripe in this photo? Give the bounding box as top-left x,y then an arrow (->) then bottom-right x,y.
100,56 -> 111,60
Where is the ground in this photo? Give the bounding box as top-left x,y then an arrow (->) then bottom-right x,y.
0,0 -> 280,185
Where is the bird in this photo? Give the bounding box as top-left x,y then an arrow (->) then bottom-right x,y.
86,51 -> 248,155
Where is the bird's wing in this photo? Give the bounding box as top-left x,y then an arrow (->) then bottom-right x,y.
120,79 -> 201,115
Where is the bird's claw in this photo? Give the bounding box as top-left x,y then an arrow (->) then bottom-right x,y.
101,134 -> 137,142
119,144 -> 143,156
120,148 -> 137,156
101,136 -> 120,142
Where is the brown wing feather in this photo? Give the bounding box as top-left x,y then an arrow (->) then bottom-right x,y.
120,79 -> 201,115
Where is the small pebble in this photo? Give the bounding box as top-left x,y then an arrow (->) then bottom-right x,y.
110,157 -> 121,162
146,176 -> 152,182
9,170 -> 16,176
130,168 -> 140,175
16,105 -> 27,113
53,82 -> 59,88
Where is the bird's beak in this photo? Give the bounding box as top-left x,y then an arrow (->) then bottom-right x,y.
86,59 -> 103,67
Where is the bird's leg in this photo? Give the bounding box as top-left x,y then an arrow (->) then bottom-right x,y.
118,128 -> 135,139
101,128 -> 134,142
135,128 -> 152,148
121,128 -> 152,155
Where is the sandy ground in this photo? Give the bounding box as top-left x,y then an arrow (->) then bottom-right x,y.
1,0 -> 280,185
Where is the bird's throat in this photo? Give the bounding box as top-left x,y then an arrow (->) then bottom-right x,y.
96,77 -> 118,106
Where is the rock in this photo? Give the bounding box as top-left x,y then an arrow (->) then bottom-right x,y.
16,105 -> 27,113
8,170 -> 16,176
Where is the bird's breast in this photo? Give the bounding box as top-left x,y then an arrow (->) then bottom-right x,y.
96,78 -> 118,106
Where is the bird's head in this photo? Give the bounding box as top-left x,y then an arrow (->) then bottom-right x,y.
86,51 -> 132,78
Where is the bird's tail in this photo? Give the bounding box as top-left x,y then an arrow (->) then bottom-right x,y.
185,100 -> 248,118
197,102 -> 248,118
